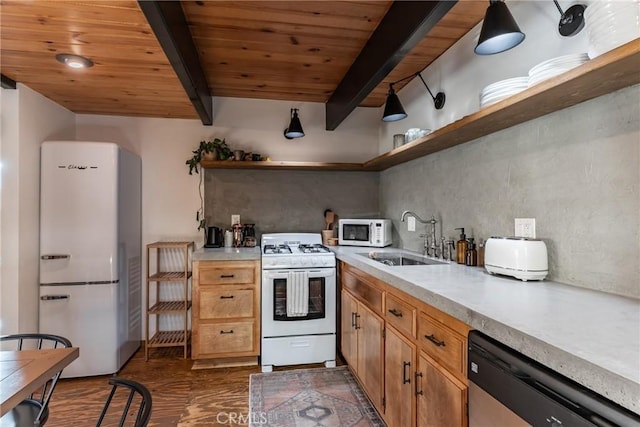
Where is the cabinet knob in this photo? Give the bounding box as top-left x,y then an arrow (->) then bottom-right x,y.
220,274 -> 235,278
220,295 -> 235,299
220,330 -> 234,334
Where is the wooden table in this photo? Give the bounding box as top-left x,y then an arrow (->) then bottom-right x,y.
0,347 -> 79,417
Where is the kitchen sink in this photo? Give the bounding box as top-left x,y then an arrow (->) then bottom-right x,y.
360,252 -> 445,267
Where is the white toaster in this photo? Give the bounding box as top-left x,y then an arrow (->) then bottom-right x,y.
484,237 -> 548,281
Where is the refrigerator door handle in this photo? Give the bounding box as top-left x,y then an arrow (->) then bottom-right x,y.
40,295 -> 70,300
41,254 -> 71,260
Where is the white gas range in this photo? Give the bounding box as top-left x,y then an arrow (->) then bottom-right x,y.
260,233 -> 337,372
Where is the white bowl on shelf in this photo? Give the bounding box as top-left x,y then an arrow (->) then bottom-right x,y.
585,0 -> 640,58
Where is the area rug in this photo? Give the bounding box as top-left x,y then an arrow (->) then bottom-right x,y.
249,366 -> 385,427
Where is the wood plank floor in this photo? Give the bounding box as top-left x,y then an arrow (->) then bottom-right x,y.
46,346 -> 343,426
47,346 -> 259,426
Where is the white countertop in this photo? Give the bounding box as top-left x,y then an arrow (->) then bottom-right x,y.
193,246 -> 261,261
331,245 -> 640,414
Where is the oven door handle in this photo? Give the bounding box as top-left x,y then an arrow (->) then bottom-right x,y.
263,270 -> 335,280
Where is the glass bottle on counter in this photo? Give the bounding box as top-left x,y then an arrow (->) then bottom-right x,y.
455,228 -> 468,264
466,238 -> 478,266
477,240 -> 485,267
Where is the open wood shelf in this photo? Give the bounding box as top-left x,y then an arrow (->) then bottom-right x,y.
148,271 -> 192,281
149,301 -> 192,314
145,241 -> 194,360
147,330 -> 192,347
199,159 -> 365,171
200,39 -> 640,173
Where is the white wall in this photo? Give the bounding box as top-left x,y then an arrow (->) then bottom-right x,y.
379,0 -> 589,151
76,97 -> 380,248
0,84 -> 75,334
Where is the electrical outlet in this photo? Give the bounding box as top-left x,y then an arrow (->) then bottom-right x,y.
515,218 -> 536,238
408,216 -> 416,232
231,214 -> 240,226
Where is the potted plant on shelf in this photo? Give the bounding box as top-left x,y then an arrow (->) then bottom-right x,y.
185,138 -> 232,175
185,138 -> 231,232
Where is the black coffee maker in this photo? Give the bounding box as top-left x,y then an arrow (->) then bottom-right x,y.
205,226 -> 224,248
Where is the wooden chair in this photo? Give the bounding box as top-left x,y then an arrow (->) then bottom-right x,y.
95,377 -> 152,427
0,333 -> 72,426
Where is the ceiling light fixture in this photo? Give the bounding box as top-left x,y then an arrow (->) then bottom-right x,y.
382,72 -> 445,122
553,0 -> 586,37
475,0 -> 525,55
55,53 -> 94,69
284,108 -> 305,139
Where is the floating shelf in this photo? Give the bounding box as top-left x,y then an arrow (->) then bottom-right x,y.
199,160 -> 365,171
200,39 -> 640,173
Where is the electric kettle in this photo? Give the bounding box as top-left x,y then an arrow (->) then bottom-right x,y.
205,226 -> 224,248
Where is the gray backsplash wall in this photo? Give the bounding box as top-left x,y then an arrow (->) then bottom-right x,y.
380,85 -> 640,299
204,170 -> 379,237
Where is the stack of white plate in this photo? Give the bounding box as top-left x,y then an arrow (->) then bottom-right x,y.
585,0 -> 640,59
528,53 -> 589,87
479,77 -> 528,108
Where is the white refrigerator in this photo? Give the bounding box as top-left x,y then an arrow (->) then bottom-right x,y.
39,141 -> 142,377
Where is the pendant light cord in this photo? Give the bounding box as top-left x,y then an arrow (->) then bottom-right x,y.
553,0 -> 564,15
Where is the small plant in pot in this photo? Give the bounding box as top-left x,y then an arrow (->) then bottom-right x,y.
185,138 -> 232,175
186,138 -> 232,232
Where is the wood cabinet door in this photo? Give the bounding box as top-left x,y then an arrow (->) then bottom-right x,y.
356,302 -> 384,411
340,290 -> 358,367
384,325 -> 416,427
417,353 -> 467,427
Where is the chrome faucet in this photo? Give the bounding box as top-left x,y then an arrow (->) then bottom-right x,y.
400,210 -> 429,224
401,211 -> 439,257
425,216 -> 438,257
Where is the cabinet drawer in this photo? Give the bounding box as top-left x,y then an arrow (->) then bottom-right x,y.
198,321 -> 255,355
385,293 -> 416,338
199,288 -> 254,319
342,270 -> 382,313
417,313 -> 465,375
199,267 -> 254,285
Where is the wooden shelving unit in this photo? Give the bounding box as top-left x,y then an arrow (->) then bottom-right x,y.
200,39 -> 640,173
145,241 -> 194,360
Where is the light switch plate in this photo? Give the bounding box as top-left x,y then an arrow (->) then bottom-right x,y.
515,218 -> 536,238
408,216 -> 416,232
231,214 -> 240,226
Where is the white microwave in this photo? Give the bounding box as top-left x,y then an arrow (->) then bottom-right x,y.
338,219 -> 392,247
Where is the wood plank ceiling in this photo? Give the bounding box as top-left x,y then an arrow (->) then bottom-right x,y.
0,0 -> 486,126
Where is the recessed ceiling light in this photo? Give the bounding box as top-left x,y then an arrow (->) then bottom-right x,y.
55,53 -> 94,69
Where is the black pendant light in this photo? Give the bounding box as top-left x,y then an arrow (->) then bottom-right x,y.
382,72 -> 445,123
382,87 -> 407,122
475,0 -> 525,55
284,108 -> 305,139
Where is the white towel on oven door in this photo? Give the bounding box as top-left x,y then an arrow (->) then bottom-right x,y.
286,271 -> 309,317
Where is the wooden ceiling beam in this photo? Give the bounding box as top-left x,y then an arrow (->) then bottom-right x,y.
1,74 -> 17,89
138,1 -> 213,125
325,1 -> 456,130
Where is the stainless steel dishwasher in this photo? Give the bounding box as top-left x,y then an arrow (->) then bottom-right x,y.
468,331 -> 640,427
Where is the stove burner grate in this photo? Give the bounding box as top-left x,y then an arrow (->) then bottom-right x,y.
264,244 -> 292,254
298,244 -> 331,254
